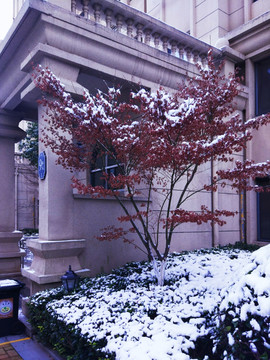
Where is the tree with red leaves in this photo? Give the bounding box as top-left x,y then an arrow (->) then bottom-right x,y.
34,53 -> 270,285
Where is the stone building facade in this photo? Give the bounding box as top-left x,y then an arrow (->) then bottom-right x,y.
0,0 -> 269,293
14,153 -> 38,231
122,0 -> 270,247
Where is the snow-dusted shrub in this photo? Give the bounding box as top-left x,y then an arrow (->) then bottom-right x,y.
209,245 -> 270,359
28,286 -> 113,359
27,245 -> 269,360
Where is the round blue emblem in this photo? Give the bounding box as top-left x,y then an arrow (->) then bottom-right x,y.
38,151 -> 47,180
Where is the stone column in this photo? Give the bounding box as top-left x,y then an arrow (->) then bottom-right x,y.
22,103 -> 90,294
0,109 -> 25,278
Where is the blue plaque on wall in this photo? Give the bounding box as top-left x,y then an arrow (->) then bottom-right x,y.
38,151 -> 47,180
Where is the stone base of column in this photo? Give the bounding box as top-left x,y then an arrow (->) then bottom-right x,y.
21,238 -> 91,294
0,232 -> 25,278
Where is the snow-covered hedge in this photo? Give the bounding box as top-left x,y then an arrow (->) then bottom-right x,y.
212,245 -> 270,359
28,244 -> 270,360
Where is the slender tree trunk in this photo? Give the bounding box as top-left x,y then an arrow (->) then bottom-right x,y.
152,258 -> 167,286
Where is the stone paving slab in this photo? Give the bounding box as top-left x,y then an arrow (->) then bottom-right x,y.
0,335 -> 54,360
0,342 -> 22,360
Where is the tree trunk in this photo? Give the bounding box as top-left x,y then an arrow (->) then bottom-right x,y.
152,258 -> 167,286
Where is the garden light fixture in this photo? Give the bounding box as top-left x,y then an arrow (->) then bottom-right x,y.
61,265 -> 80,292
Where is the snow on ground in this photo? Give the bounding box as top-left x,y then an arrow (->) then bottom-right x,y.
31,246 -> 270,359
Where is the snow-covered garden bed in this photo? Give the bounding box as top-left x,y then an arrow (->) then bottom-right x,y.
28,244 -> 270,360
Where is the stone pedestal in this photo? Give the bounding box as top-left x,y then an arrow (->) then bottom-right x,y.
22,239 -> 91,293
0,232 -> 25,278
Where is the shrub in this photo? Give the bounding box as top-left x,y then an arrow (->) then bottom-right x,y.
28,288 -> 115,359
27,246 -> 269,360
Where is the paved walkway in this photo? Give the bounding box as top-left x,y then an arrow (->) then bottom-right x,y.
0,335 -> 56,360
0,341 -> 22,360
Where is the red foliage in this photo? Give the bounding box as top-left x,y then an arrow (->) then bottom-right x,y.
168,206 -> 236,228
33,51 -> 270,273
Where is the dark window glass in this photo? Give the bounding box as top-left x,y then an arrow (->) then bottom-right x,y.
90,153 -> 123,189
256,177 -> 270,241
257,192 -> 270,241
90,170 -> 106,187
255,57 -> 270,116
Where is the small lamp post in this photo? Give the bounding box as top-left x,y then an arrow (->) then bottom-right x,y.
61,265 -> 80,292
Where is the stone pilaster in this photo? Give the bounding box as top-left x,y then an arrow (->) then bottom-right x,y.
22,101 -> 90,294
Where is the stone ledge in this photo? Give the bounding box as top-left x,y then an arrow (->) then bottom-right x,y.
26,238 -> 86,251
0,271 -> 24,279
0,231 -> 23,239
22,268 -> 91,284
0,250 -> 25,258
